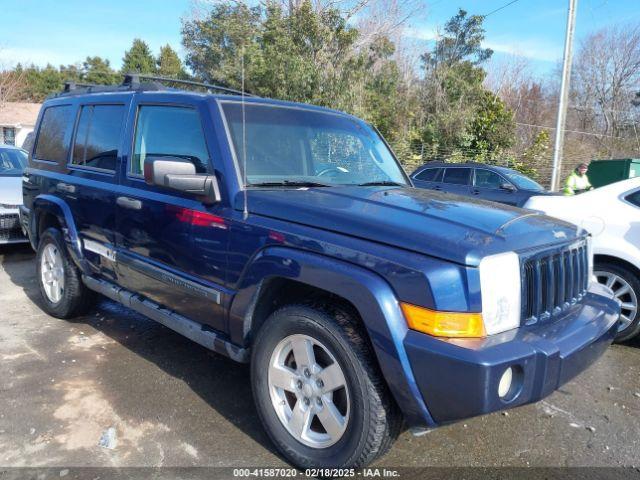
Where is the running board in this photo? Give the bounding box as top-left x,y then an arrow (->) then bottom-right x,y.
82,275 -> 249,363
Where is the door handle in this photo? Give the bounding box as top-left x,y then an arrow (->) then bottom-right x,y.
57,182 -> 76,194
116,196 -> 142,210
471,188 -> 480,195
433,185 -> 442,191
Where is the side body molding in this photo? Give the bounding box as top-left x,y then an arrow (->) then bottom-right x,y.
229,246 -> 436,428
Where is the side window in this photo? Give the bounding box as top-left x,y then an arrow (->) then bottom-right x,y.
474,169 -> 504,189
2,127 -> 16,146
443,167 -> 471,185
132,105 -> 209,175
72,105 -> 125,171
34,105 -> 73,162
626,190 -> 640,207
415,168 -> 442,182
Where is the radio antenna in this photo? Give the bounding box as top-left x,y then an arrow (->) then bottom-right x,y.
241,46 -> 248,220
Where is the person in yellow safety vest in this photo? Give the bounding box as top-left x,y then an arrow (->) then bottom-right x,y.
563,162 -> 593,195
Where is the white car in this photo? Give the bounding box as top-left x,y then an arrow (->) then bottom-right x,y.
525,178 -> 640,342
0,145 -> 28,244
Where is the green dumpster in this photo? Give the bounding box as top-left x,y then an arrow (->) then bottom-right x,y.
587,159 -> 640,188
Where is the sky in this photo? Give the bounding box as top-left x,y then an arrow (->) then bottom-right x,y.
0,0 -> 638,78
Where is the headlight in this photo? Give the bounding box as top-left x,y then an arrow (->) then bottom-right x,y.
401,251 -> 521,338
479,251 -> 521,335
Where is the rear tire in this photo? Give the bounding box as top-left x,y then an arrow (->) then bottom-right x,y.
251,304 -> 401,469
36,228 -> 93,319
595,261 -> 640,342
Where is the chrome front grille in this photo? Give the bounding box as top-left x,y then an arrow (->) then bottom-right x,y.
522,241 -> 590,323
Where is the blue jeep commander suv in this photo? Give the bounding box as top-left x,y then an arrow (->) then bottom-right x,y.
20,75 -> 619,469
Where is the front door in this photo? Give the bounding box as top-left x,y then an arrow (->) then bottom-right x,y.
114,99 -> 229,332
471,168 -> 518,205
412,167 -> 443,192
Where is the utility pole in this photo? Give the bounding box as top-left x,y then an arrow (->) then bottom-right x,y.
550,0 -> 578,191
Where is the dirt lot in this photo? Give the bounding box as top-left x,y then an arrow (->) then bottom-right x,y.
1,243 -> 640,473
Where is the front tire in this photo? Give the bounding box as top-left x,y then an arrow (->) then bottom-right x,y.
251,304 -> 401,469
595,261 -> 640,342
36,228 -> 93,319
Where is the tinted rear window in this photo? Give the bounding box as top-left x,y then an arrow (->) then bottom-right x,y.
72,105 -> 125,171
626,190 -> 640,207
34,105 -> 73,162
415,167 -> 442,182
443,167 -> 471,185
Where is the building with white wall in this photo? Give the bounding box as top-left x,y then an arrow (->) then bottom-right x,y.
0,102 -> 41,148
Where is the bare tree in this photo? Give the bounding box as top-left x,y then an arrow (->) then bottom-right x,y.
354,0 -> 423,47
571,24 -> 640,156
486,56 -> 556,155
0,54 -> 25,108
485,54 -> 531,108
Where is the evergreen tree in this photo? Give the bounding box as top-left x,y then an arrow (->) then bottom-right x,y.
19,64 -> 64,102
419,9 -> 515,160
83,56 -> 118,84
157,44 -> 186,78
122,38 -> 156,74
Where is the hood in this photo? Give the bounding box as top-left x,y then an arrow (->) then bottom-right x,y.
244,186 -> 580,266
0,176 -> 23,206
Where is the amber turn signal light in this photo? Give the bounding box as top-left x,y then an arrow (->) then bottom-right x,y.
400,303 -> 486,338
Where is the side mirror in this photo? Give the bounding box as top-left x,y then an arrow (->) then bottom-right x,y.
143,156 -> 221,204
500,182 -> 516,192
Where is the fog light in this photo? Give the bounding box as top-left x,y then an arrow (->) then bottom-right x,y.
498,367 -> 513,398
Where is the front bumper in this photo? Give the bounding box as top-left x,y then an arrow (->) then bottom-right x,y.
404,282 -> 619,425
0,208 -> 28,244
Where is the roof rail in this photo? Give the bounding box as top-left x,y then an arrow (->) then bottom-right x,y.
53,73 -> 255,98
55,77 -> 161,98
127,73 -> 256,97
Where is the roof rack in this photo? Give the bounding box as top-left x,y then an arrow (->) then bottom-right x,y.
53,73 -> 255,98
127,74 -> 256,97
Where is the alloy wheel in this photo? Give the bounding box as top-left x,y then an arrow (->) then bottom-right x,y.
595,270 -> 638,332
41,243 -> 65,303
268,334 -> 350,449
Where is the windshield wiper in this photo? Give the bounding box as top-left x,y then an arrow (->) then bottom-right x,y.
357,180 -> 406,187
248,180 -> 332,188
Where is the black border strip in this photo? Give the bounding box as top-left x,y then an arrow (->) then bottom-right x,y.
116,252 -> 221,304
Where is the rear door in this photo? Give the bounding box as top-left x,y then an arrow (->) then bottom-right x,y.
66,101 -> 128,275
471,168 -> 518,205
31,100 -> 128,276
440,167 -> 472,196
114,97 -> 229,332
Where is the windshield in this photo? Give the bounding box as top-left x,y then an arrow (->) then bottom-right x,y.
503,171 -> 545,191
221,102 -> 408,187
0,148 -> 27,176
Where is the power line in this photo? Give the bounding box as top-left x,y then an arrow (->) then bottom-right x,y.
516,121 -> 627,139
483,0 -> 523,18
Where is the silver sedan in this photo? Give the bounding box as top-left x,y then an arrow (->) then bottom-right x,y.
0,145 -> 28,244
